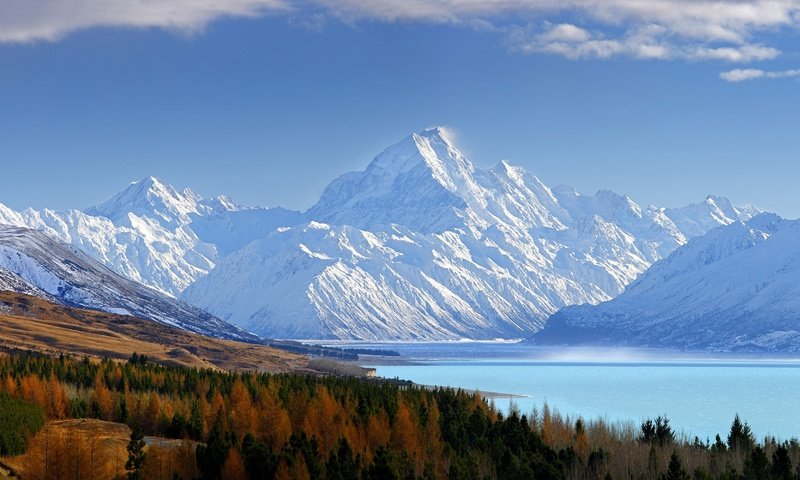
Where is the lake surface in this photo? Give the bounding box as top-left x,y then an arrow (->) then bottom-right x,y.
354,343 -> 800,441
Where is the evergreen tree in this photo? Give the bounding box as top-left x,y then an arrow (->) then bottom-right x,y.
771,444 -> 793,480
0,393 -> 45,456
727,414 -> 755,452
196,413 -> 230,480
640,416 -> 675,446
241,433 -> 278,480
118,395 -> 129,423
188,400 -> 204,440
367,447 -> 399,480
125,424 -> 146,480
712,434 -> 727,454
743,446 -> 769,480
327,439 -> 360,480
661,452 -> 690,480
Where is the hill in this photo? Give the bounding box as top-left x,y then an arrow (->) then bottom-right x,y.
0,291 -> 310,372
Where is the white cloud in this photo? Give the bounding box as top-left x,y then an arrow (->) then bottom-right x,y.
720,68 -> 800,82
313,0 -> 800,39
1,0 -> 799,66
511,23 -> 780,62
689,45 -> 780,62
319,0 -> 799,62
539,23 -> 591,43
720,68 -> 767,81
512,25 -> 666,60
0,0 -> 287,43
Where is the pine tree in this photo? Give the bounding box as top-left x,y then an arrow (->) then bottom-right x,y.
125,424 -> 146,480
771,445 -> 793,480
640,416 -> 674,446
727,414 -> 755,452
661,452 -> 690,480
743,446 -> 769,480
197,413 -> 230,480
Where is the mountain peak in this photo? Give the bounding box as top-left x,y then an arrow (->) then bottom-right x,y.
492,159 -> 526,181
86,176 -> 200,228
139,175 -> 164,187
332,127 -> 475,190
367,127 -> 467,176
704,194 -> 730,207
746,212 -> 784,233
306,128 -> 477,232
415,126 -> 452,142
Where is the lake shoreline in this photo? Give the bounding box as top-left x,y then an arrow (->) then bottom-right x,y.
357,343 -> 800,441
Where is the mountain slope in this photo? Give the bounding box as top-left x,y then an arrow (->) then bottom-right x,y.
0,291 -> 310,372
0,177 -> 304,297
0,224 -> 254,341
183,128 -> 758,340
534,213 -> 800,351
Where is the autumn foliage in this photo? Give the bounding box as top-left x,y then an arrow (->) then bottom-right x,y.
2,352 -> 800,480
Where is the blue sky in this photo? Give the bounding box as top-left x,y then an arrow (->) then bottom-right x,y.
1,1 -> 799,217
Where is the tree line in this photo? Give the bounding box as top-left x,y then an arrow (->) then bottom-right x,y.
1,351 -> 799,479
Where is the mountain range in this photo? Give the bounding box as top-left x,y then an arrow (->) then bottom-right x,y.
535,213 -> 800,351
0,224 -> 253,340
0,127 -> 762,341
184,128 -> 761,340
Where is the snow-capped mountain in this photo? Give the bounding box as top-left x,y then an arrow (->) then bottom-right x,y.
664,195 -> 761,239
0,176 -> 304,297
182,128 -> 758,340
0,128 -> 761,341
0,224 -> 255,341
535,213 -> 800,351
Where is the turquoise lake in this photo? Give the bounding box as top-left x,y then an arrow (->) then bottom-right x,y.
356,343 -> 800,442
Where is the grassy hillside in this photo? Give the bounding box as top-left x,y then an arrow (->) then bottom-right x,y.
0,291 -> 310,372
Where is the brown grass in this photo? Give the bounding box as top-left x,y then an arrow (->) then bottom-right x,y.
0,291 -> 311,373
2,419 -> 200,480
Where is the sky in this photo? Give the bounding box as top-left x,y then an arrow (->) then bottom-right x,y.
0,1 -> 799,218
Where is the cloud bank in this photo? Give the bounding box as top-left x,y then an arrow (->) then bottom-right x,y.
2,0 -> 799,67
309,0 -> 800,63
508,22 -> 781,62
0,0 -> 287,43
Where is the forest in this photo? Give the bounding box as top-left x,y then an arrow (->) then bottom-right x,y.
0,351 -> 799,480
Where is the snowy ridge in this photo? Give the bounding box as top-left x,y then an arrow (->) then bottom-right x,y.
0,177 -> 305,297
0,128 -> 760,341
665,195 -> 760,238
183,128 -> 758,340
535,213 -> 800,351
0,224 -> 255,341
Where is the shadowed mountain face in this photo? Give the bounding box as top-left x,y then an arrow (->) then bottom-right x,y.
535,214 -> 800,352
0,224 -> 255,341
